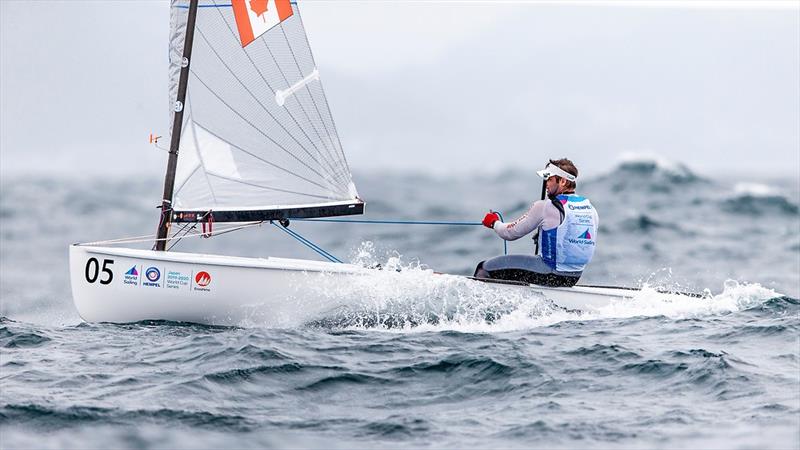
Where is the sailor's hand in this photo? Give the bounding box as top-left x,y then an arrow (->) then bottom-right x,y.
482,212 -> 500,229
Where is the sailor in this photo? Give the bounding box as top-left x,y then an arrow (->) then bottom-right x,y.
475,158 -> 599,287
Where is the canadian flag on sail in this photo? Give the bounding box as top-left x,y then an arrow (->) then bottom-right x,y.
231,0 -> 294,48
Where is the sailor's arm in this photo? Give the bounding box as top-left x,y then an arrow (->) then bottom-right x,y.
492,201 -> 546,241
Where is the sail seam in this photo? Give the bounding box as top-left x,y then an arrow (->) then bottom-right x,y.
210,0 -> 349,188
189,72 -> 346,196
261,24 -> 348,186
294,8 -> 352,178
278,22 -> 349,186
206,172 -> 338,201
195,24 -> 345,191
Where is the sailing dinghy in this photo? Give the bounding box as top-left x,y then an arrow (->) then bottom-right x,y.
69,0 -> 700,326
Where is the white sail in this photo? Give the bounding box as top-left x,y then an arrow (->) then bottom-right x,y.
167,0 -> 359,218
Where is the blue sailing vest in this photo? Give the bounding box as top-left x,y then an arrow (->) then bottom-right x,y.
540,195 -> 598,272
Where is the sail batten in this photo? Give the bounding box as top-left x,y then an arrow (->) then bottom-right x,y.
167,0 -> 361,221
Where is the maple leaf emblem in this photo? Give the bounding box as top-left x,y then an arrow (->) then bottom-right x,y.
249,0 -> 269,20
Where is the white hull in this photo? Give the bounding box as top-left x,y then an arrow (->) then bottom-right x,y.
69,245 -> 681,326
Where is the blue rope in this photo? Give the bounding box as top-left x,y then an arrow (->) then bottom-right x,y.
271,221 -> 342,263
294,218 -> 480,226
294,214 -> 509,256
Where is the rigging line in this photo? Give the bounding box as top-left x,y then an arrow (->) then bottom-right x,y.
211,3 -> 348,188
191,117 -> 343,196
85,231 -> 164,245
265,21 -> 348,185
79,221 -> 264,246
167,222 -> 198,251
296,214 -> 508,255
294,218 -> 481,226
271,221 -> 342,263
278,22 -> 346,182
206,172 -> 340,201
194,25 -> 344,189
294,8 -> 351,175
167,210 -> 212,251
189,74 -> 345,195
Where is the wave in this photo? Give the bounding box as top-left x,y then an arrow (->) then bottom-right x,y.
619,213 -> 683,233
618,152 -> 702,179
0,319 -> 52,349
565,343 -> 642,362
388,356 -> 515,378
359,417 -> 432,438
0,404 -> 255,432
297,373 -> 395,391
721,184 -> 799,215
589,153 -> 707,192
203,363 -> 304,384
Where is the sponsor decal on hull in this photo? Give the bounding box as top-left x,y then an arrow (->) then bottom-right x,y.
118,264 -> 215,292
143,267 -> 162,287
166,270 -> 191,290
193,271 -> 212,292
124,265 -> 140,286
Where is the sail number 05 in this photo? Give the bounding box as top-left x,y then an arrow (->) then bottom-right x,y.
85,258 -> 114,285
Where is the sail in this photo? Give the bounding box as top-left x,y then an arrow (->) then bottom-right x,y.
167,0 -> 361,222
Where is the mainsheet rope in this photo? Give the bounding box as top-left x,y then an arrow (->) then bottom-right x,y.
285,213 -> 509,263
80,213 -> 509,262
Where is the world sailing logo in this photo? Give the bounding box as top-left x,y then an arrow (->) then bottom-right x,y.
124,265 -> 139,286
194,271 -> 212,292
567,229 -> 595,246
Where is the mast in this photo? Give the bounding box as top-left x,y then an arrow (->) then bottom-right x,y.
156,0 -> 200,251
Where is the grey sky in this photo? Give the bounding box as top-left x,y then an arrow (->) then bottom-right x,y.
1,1 -> 798,179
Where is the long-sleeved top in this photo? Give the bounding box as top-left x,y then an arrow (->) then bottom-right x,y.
491,199 -> 564,241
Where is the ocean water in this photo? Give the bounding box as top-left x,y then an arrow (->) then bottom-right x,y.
1,157 -> 799,449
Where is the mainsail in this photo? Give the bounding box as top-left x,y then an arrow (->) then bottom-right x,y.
165,0 -> 362,223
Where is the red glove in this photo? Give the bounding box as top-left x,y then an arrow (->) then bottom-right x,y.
482,212 -> 500,229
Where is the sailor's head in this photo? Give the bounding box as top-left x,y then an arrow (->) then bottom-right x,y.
537,158 -> 578,195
